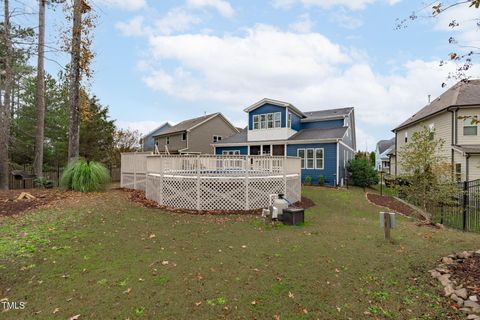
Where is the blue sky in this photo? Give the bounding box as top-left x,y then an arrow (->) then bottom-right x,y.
24,0 -> 480,150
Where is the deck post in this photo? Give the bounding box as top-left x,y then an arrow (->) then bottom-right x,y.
196,155 -> 201,210
245,156 -> 250,210
133,153 -> 137,190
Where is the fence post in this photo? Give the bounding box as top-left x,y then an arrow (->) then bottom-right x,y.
463,181 -> 468,231
196,155 -> 201,211
245,156 -> 250,210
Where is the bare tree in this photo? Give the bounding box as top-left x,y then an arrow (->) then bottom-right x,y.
0,0 -> 13,189
67,0 -> 82,161
33,0 -> 46,177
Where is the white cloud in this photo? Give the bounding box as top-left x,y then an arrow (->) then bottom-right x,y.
98,0 -> 146,11
115,8 -> 201,37
271,0 -> 399,10
139,23 -> 479,135
289,14 -> 314,33
186,0 -> 235,18
330,10 -> 363,29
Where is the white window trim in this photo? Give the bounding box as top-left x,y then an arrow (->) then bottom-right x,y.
306,148 -> 315,169
315,148 -> 324,170
252,112 -> 283,130
297,149 -> 305,169
287,113 -> 292,128
463,116 -> 478,136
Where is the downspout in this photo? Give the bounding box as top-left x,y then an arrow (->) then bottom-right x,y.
449,109 -> 455,177
336,141 -> 339,186
394,131 -> 397,176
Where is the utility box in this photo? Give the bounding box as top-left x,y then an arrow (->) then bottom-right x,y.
282,208 -> 304,225
379,212 -> 396,229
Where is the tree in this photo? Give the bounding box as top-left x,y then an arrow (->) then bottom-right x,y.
33,0 -> 46,178
347,157 -> 379,190
0,0 -> 13,189
109,128 -> 142,167
67,0 -> 83,161
398,1 -> 480,82
397,126 -> 458,222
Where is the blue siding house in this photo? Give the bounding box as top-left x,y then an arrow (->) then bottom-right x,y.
213,98 -> 356,186
140,122 -> 172,152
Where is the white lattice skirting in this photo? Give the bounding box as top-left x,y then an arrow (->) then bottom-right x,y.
123,172 -> 301,211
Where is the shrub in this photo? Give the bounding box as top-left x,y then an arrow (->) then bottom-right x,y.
304,176 -> 312,185
317,175 -> 325,186
34,177 -> 54,189
60,159 -> 110,192
346,157 -> 379,189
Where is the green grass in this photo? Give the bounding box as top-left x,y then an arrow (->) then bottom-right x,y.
1,187 -> 479,319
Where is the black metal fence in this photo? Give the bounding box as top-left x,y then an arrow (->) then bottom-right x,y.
430,179 -> 480,233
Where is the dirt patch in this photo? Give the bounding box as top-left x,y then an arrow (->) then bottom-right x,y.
449,255 -> 480,296
121,188 -> 315,214
0,189 -> 66,217
366,193 -> 423,220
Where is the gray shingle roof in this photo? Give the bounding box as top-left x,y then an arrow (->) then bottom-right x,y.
153,113 -> 219,137
394,79 -> 480,131
302,107 -> 353,121
376,138 -> 395,154
455,145 -> 480,154
215,127 -> 347,144
288,127 -> 347,140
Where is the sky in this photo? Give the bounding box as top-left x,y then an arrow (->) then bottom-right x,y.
18,0 -> 480,150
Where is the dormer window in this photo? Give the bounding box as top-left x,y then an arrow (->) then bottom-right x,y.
252,112 -> 282,130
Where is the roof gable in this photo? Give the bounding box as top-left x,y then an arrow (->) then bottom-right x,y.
244,98 -> 306,118
302,107 -> 353,122
154,113 -> 239,137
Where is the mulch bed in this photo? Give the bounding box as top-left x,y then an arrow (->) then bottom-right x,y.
0,189 -> 66,217
366,193 -> 423,220
121,188 -> 315,215
449,255 -> 480,296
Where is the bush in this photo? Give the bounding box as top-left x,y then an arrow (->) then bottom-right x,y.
304,176 -> 312,185
34,177 -> 54,189
346,157 -> 379,189
60,159 -> 110,192
317,175 -> 325,186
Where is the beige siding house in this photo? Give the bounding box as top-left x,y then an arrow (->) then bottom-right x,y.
391,80 -> 480,181
153,113 -> 239,154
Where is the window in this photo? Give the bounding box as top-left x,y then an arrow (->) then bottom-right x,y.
253,115 -> 259,130
463,117 -> 478,136
222,150 -> 240,155
404,132 -> 408,143
182,132 -> 187,141
274,112 -> 281,128
287,113 -> 292,128
213,135 -> 222,143
267,113 -> 274,129
455,163 -> 462,182
315,148 -> 324,169
297,149 -> 305,169
260,114 -> 267,129
306,149 -> 314,169
166,136 -> 170,145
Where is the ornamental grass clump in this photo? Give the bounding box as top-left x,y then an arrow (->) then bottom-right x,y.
60,159 -> 110,192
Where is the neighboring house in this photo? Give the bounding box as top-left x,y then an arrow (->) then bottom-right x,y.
391,79 -> 480,181
375,138 -> 395,172
153,113 -> 239,154
140,122 -> 172,152
213,98 -> 356,186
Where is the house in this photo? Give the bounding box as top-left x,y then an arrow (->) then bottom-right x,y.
153,113 -> 239,154
213,98 -> 356,186
375,138 -> 395,172
390,79 -> 480,181
140,122 -> 172,151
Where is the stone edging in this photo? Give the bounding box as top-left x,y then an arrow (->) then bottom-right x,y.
430,250 -> 480,319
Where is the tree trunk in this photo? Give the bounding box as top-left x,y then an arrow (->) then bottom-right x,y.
67,0 -> 82,162
34,0 -> 46,178
0,0 -> 13,190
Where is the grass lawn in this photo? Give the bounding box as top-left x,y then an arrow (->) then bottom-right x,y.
1,187 -> 479,319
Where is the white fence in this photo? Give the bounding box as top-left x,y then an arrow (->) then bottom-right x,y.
121,154 -> 302,211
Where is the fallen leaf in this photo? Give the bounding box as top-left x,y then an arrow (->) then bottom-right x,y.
123,288 -> 132,294
161,261 -> 169,265
241,245 -> 247,248
288,291 -> 294,299
53,308 -> 60,314
303,308 -> 308,314
68,315 -> 81,320
149,234 -> 156,239
195,301 -> 202,306
251,300 -> 257,305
